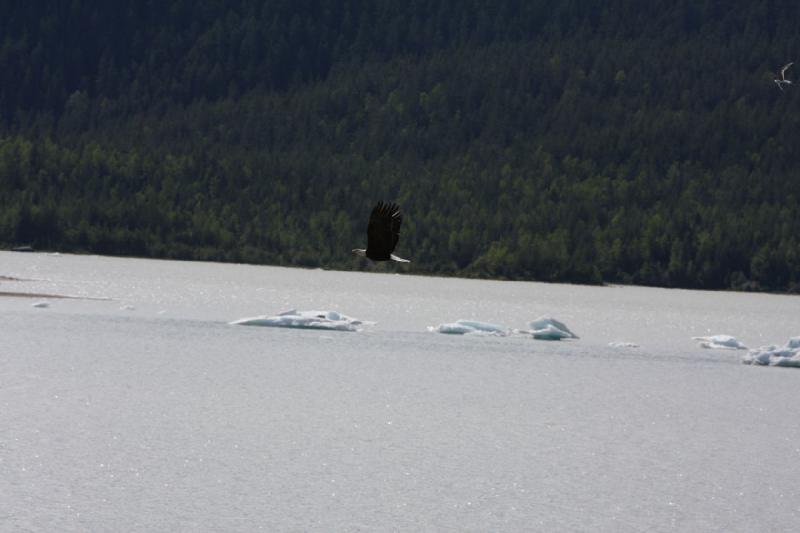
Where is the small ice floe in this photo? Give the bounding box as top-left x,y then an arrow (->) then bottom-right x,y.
609,341 -> 639,348
526,317 -> 578,341
692,335 -> 747,350
742,338 -> 800,368
32,301 -> 50,308
120,305 -> 136,311
230,309 -> 370,332
428,320 -> 510,336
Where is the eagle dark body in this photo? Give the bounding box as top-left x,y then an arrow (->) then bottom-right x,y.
352,201 -> 410,263
366,201 -> 402,260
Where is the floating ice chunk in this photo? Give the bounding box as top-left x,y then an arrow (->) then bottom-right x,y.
531,324 -> 573,340
458,320 -> 506,331
428,320 -> 510,336
772,358 -> 800,368
429,322 -> 477,335
742,337 -> 800,367
32,301 -> 50,308
692,335 -> 747,350
527,317 -> 578,340
230,309 -> 370,332
120,305 -> 136,311
609,341 -> 639,348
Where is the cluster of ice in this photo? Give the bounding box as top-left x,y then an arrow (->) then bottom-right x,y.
742,338 -> 800,368
427,320 -> 510,336
526,317 -> 579,341
230,309 -> 370,332
692,335 -> 747,350
428,316 -> 578,341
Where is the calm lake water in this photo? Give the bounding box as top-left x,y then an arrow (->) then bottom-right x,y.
1,251 -> 798,532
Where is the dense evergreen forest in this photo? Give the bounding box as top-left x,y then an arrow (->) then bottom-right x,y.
1,0 -> 799,291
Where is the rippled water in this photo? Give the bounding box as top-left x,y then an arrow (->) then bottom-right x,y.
1,251 -> 798,532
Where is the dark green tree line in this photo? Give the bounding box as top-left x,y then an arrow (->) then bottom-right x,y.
1,0 -> 799,291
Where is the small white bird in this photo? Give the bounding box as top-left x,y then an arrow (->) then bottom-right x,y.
774,62 -> 794,91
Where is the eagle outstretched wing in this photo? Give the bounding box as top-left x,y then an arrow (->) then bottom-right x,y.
366,201 -> 402,260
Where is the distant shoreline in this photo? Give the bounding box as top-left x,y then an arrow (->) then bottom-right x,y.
0,290 -> 71,299
0,290 -> 113,301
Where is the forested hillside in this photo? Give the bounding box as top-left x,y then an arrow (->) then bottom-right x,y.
1,0 -> 799,291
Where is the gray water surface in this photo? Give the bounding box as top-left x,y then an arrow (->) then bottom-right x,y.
1,252 -> 798,532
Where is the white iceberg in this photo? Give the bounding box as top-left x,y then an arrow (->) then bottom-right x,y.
692,335 -> 747,350
428,320 -> 510,336
609,341 -> 639,348
527,317 -> 578,341
742,337 -> 800,367
230,309 -> 370,332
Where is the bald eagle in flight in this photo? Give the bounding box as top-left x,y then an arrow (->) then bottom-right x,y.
352,201 -> 410,262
